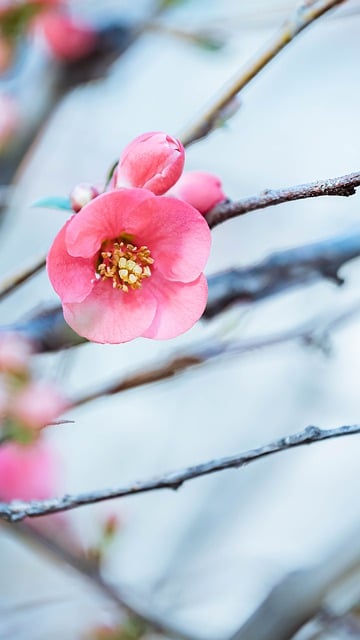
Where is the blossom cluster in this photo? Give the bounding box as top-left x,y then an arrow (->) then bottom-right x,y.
0,332 -> 66,501
47,131 -> 226,344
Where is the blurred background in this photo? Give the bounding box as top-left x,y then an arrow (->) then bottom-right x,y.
1,1 -> 360,638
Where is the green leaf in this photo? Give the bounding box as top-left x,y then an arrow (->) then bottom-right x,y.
32,196 -> 73,212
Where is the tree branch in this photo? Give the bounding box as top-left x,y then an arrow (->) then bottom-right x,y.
0,254 -> 46,303
206,171 -> 360,229
1,424 -> 359,522
205,229 -> 360,318
181,0 -> 346,146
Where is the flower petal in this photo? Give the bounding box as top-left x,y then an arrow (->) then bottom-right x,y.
62,280 -> 157,343
47,220 -> 96,303
142,274 -> 208,340
129,196 -> 212,283
65,189 -> 155,258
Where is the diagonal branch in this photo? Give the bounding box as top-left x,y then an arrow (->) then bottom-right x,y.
205,229 -> 360,318
181,0 -> 347,146
206,171 -> 360,229
1,424 -> 360,522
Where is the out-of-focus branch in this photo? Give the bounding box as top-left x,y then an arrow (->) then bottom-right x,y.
1,424 -> 360,522
181,0 -> 346,146
8,521 -> 200,640
206,171 -> 360,229
69,300 -> 360,408
231,524 -> 360,640
205,229 -> 360,318
0,254 -> 46,302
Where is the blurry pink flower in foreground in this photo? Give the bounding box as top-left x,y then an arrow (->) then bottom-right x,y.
38,11 -> 97,61
114,132 -> 185,195
0,93 -> 19,150
0,333 -> 32,373
11,380 -> 67,430
0,440 -> 57,501
47,189 -> 211,343
169,171 -> 226,214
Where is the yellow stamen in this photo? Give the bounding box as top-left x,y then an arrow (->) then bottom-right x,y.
97,239 -> 153,292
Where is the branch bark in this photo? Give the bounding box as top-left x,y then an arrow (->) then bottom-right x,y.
206,171 -> 360,229
1,424 -> 359,522
181,0 -> 347,146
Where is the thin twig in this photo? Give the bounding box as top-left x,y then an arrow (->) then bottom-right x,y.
180,0 -> 346,146
0,254 -> 46,302
8,521 -> 200,640
206,171 -> 360,229
1,424 -> 360,522
69,299 -> 360,408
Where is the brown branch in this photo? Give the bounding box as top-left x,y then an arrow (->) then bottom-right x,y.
0,254 -> 46,302
1,424 -> 360,522
180,0 -> 347,146
205,171 -> 360,229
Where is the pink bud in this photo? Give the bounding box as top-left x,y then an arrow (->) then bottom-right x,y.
0,440 -> 58,501
0,333 -> 32,373
70,183 -> 100,213
11,380 -> 68,430
115,131 -> 185,195
0,36 -> 13,74
38,12 -> 97,61
169,171 -> 226,214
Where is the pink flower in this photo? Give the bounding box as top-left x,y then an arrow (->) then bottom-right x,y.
38,11 -> 97,61
169,171 -> 226,214
0,440 -> 58,501
11,380 -> 67,430
0,332 -> 32,373
47,188 -> 211,343
70,182 -> 100,213
113,132 -> 185,195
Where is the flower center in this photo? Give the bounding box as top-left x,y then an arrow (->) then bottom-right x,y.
97,237 -> 154,293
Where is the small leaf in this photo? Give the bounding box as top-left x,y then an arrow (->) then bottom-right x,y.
32,196 -> 73,212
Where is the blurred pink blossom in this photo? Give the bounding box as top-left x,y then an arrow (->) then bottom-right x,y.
0,93 -> 19,150
169,171 -> 226,214
0,440 -> 58,501
0,332 -> 32,373
47,188 -> 211,343
38,11 -> 97,61
114,131 -> 185,195
11,380 -> 68,430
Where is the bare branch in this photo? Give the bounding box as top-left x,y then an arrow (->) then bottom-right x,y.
0,254 -> 46,303
70,300 -> 360,408
8,521 -> 200,640
206,171 -> 360,229
1,424 -> 360,522
205,229 -> 360,318
181,0 -> 347,146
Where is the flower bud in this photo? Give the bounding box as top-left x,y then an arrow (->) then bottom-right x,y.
169,171 -> 226,214
0,93 -> 20,151
115,131 -> 185,195
70,182 -> 100,213
0,333 -> 32,374
38,12 -> 97,61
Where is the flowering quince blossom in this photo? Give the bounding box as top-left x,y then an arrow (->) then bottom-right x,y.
113,131 -> 185,195
168,171 -> 227,214
11,380 -> 68,430
70,182 -> 100,213
0,440 -> 57,501
0,332 -> 32,373
47,188 -> 211,343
